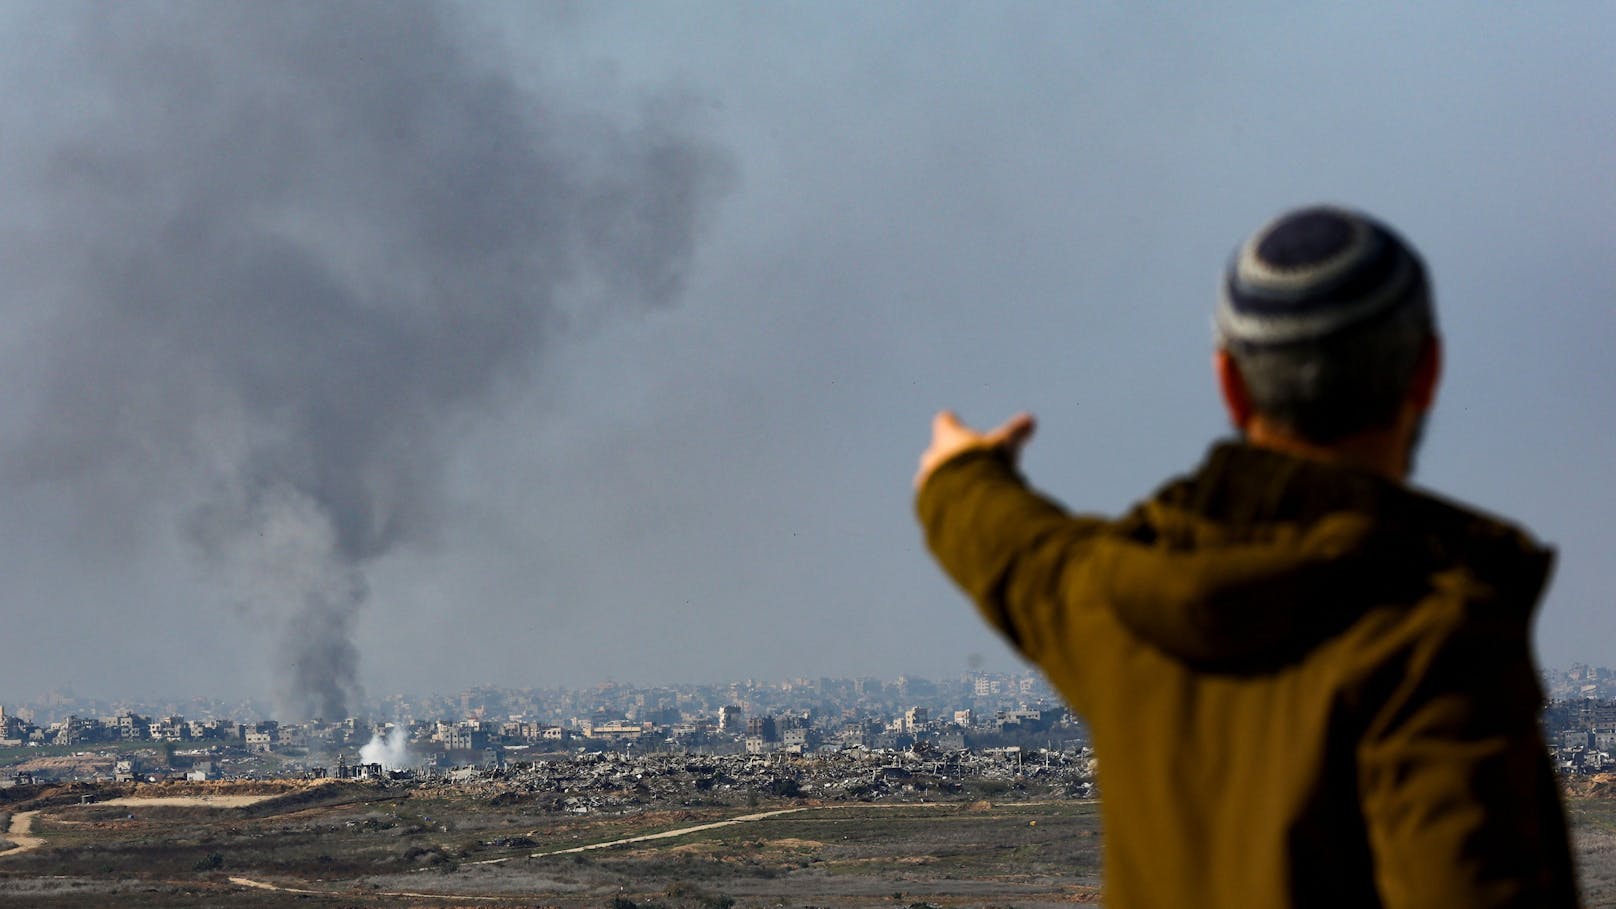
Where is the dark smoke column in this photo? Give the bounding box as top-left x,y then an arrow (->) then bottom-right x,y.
0,3 -> 731,719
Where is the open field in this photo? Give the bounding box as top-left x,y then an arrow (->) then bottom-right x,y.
1569,798 -> 1616,908
0,779 -> 1611,907
0,780 -> 1100,908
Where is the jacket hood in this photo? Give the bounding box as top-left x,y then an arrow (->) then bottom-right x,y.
1100,443 -> 1554,670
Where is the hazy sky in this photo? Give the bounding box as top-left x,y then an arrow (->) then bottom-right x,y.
0,3 -> 1609,710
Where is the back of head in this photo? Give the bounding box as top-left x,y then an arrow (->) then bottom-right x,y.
1216,206 -> 1436,443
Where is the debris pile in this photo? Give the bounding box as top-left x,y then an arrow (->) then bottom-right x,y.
403,747 -> 1096,813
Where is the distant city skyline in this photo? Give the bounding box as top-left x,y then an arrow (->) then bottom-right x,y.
9,661 -> 1615,728
4,669 -> 1053,725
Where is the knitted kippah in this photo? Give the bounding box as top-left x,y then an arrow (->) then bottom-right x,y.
1216,206 -> 1431,349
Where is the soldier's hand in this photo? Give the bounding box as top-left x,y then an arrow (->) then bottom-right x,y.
915,410 -> 1036,490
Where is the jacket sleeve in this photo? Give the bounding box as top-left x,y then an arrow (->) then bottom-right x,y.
1355,594 -> 1580,909
914,448 -> 1109,667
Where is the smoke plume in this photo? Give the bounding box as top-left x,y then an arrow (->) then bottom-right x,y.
0,4 -> 730,718
359,725 -> 413,772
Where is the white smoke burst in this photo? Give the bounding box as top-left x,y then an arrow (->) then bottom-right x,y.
359,725 -> 412,771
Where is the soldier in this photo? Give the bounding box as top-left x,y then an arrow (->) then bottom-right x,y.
916,206 -> 1578,908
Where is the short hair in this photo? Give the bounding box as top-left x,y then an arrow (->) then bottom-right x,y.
1215,206 -> 1436,443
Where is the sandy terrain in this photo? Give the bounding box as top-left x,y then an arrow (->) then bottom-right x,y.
94,794 -> 280,808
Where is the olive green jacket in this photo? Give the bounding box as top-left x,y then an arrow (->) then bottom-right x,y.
917,442 -> 1577,908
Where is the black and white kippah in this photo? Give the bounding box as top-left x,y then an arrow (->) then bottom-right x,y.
1216,206 -> 1431,349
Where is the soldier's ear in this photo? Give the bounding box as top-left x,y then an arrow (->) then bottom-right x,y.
1408,335 -> 1442,414
1215,349 -> 1254,431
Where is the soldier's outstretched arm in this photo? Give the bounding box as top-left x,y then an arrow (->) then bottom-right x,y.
915,411 -> 1108,665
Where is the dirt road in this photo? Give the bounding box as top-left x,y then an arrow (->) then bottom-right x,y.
228,875 -> 505,901
95,794 -> 277,808
0,793 -> 281,860
0,811 -> 44,857
527,805 -> 812,857
230,805 -> 821,899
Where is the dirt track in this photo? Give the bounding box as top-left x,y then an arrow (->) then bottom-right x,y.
0,811 -> 43,857
228,875 -> 506,900
228,805 -> 822,897
95,794 -> 277,808
462,805 -> 817,866
0,793 -> 282,860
